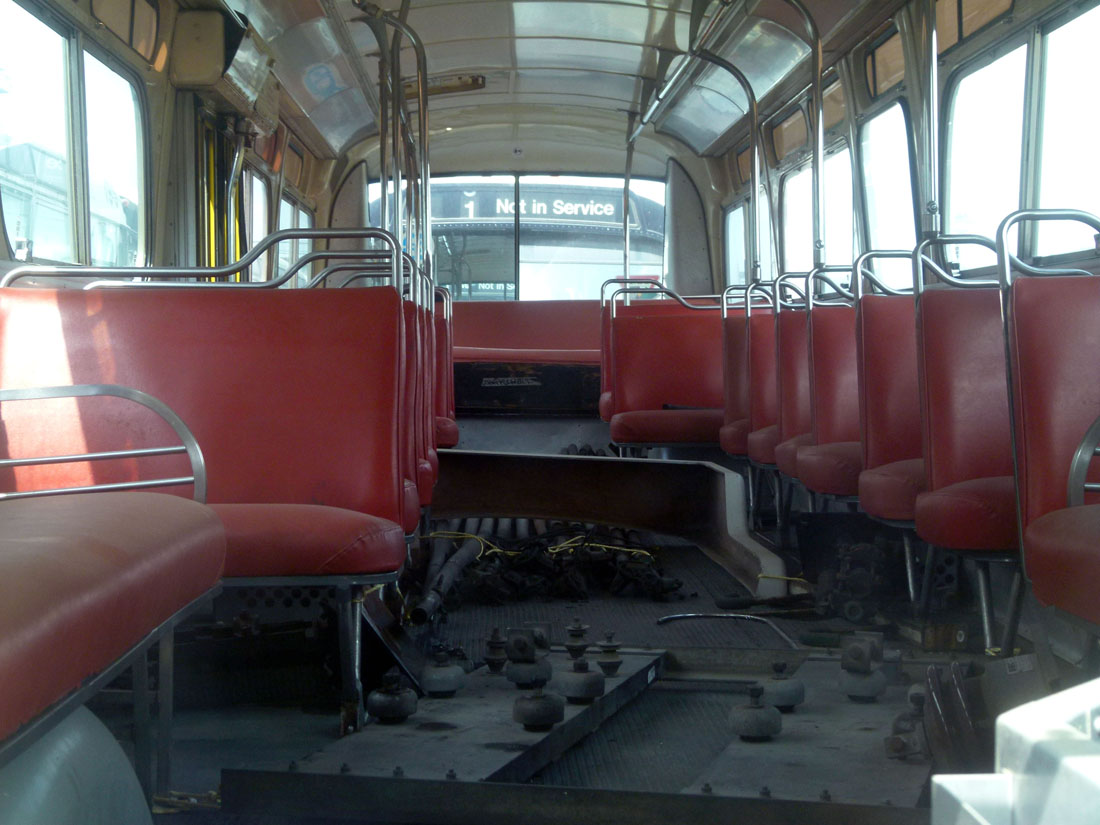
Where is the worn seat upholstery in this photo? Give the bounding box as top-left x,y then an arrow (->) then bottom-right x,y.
1008,274 -> 1100,624
773,308 -> 811,478
609,310 -> 725,444
0,287 -> 407,580
796,304 -> 861,496
913,287 -> 1018,551
0,492 -> 225,741
856,294 -> 924,521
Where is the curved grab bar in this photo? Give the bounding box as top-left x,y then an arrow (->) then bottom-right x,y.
308,261 -> 395,289
722,283 -> 775,318
775,272 -> 808,308
1068,412 -> 1100,508
805,265 -> 854,309
852,250 -> 913,299
914,235 -> 998,293
745,281 -> 776,318
996,209 -> 1100,287
609,285 -> 721,318
600,277 -> 661,305
0,384 -> 207,503
2,227 -> 400,288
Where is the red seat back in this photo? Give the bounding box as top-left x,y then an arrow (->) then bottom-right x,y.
857,294 -> 921,470
776,308 -> 810,442
723,311 -> 750,426
1009,276 -> 1100,528
454,299 -> 601,355
0,287 -> 404,525
434,296 -> 454,419
611,311 -> 724,413
808,304 -> 859,445
917,287 -> 1013,491
748,310 -> 777,430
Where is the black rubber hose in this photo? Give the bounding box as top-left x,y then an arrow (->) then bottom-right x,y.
410,518 -> 494,625
422,518 -> 463,599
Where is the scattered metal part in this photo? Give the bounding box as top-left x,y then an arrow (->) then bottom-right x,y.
421,651 -> 465,698
446,769 -> 457,780
392,766 -> 404,778
656,613 -> 798,649
559,657 -> 605,705
701,783 -> 713,794
820,789 -> 832,802
596,632 -> 623,677
366,670 -> 418,723
564,617 -> 591,659
288,761 -> 298,772
729,685 -> 782,742
760,786 -> 771,798
484,627 -> 507,674
340,763 -> 351,774
760,662 -> 805,713
513,687 -> 565,732
840,637 -> 880,675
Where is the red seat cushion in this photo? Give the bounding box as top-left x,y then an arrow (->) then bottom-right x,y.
720,418 -> 751,456
610,408 -> 724,445
0,492 -> 226,741
775,432 -> 813,478
1025,505 -> 1100,624
914,475 -> 1018,551
859,458 -> 926,522
435,416 -> 459,449
798,441 -> 862,496
747,424 -> 780,465
211,503 -> 406,578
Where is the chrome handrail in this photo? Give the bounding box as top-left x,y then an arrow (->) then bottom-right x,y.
0,384 -> 207,503
600,277 -> 662,306
996,209 -> 1100,287
609,285 -> 721,319
852,250 -> 913,299
1068,413 -> 1100,508
2,227 -> 400,289
805,265 -> 854,309
913,234 -> 999,293
774,272 -> 808,308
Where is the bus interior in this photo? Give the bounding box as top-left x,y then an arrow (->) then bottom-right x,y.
1,0 -> 1099,823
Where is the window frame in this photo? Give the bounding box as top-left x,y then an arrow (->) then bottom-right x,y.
856,97 -> 920,270
723,199 -> 748,286
0,0 -> 150,267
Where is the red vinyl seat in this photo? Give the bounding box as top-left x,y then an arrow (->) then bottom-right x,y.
454,299 -> 601,365
0,492 -> 225,742
0,287 -> 408,578
609,309 -> 724,445
1007,274 -> 1100,624
858,458 -> 926,522
913,287 -> 1017,552
720,311 -> 751,455
855,294 -> 924,521
435,416 -> 459,449
796,304 -> 861,496
744,311 -> 779,464
600,299 -> 717,422
772,307 -> 811,478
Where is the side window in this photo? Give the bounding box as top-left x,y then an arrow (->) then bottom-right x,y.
243,167 -> 269,280
276,196 -> 314,287
782,166 -> 812,273
725,203 -> 746,286
1036,4 -> 1100,255
860,103 -> 915,287
85,51 -> 144,267
945,45 -> 1026,270
0,0 -> 146,265
781,146 -> 853,275
757,188 -> 778,282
